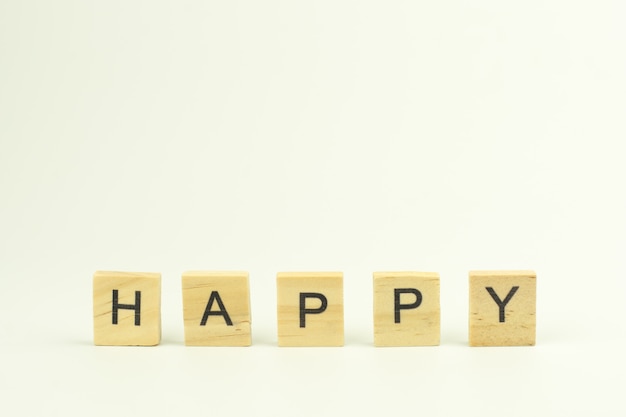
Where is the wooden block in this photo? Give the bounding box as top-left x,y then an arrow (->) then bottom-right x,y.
469,270 -> 536,346
276,272 -> 344,347
373,271 -> 440,347
181,271 -> 251,346
93,271 -> 161,346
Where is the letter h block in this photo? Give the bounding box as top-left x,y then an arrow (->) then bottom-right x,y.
373,271 -> 440,346
93,271 -> 161,346
276,272 -> 344,347
469,270 -> 536,346
181,271 -> 251,346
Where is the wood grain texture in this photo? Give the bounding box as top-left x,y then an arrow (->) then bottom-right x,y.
181,271 -> 251,346
93,271 -> 161,346
373,271 -> 440,347
469,270 -> 536,346
276,272 -> 344,347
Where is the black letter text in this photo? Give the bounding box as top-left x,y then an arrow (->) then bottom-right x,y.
486,286 -> 519,323
112,290 -> 141,326
394,288 -> 423,323
299,293 -> 328,328
200,291 -> 233,326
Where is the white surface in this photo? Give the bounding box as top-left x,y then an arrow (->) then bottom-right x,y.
1,1 -> 625,415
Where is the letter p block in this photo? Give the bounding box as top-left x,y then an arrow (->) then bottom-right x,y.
277,272 -> 344,347
373,271 -> 440,346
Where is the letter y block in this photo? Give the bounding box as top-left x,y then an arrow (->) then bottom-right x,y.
469,270 -> 536,346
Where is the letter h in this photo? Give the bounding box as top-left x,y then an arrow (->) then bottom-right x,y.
112,290 -> 141,326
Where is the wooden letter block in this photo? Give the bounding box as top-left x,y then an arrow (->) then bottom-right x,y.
181,271 -> 251,346
276,272 -> 344,347
93,271 -> 161,346
373,271 -> 440,347
469,270 -> 536,346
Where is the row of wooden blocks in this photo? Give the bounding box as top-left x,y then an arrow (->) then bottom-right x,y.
93,270 -> 536,347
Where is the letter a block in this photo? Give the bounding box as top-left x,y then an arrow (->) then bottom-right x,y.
181,271 -> 251,346
93,271 -> 161,346
373,271 -> 440,347
469,270 -> 536,346
276,272 -> 344,347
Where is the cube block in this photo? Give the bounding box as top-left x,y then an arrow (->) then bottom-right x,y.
469,270 -> 536,346
277,272 -> 344,347
181,271 -> 251,346
373,271 -> 440,346
93,271 -> 161,346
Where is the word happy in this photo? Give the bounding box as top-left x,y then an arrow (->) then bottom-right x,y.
92,270 -> 536,347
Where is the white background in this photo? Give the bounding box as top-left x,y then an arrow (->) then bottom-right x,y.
1,1 -> 625,415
